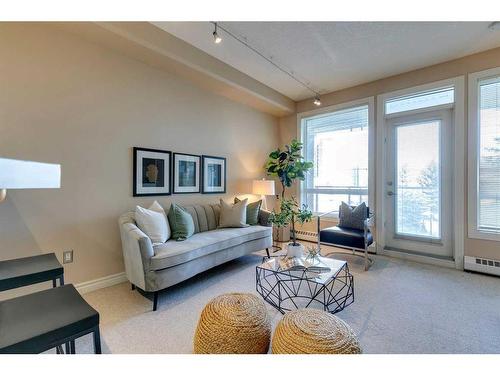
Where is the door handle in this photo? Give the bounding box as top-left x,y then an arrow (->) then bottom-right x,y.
387,191 -> 395,196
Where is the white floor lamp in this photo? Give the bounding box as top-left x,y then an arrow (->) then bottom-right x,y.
0,158 -> 61,203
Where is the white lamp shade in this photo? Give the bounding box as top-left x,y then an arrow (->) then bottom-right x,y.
252,179 -> 275,196
0,158 -> 61,189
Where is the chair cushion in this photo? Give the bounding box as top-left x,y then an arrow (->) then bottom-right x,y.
338,202 -> 368,230
319,226 -> 373,250
150,225 -> 272,270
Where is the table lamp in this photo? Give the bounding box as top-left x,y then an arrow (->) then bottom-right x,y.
0,158 -> 61,202
252,179 -> 275,210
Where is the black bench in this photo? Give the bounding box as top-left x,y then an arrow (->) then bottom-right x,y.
0,284 -> 101,354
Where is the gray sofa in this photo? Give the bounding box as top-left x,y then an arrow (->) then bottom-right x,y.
119,203 -> 273,310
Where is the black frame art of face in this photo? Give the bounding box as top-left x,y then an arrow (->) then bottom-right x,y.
133,147 -> 171,196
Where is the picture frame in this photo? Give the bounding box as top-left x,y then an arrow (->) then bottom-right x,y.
133,147 -> 171,197
202,155 -> 226,194
173,152 -> 201,194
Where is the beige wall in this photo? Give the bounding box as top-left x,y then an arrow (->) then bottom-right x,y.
0,23 -> 279,284
279,47 -> 500,260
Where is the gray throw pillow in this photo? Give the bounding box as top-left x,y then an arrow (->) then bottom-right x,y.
234,197 -> 262,225
338,202 -> 367,230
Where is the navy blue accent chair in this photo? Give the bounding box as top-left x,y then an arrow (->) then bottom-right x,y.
318,204 -> 374,271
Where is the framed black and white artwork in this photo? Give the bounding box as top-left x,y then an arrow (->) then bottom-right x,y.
202,155 -> 226,194
173,153 -> 201,194
133,147 -> 171,197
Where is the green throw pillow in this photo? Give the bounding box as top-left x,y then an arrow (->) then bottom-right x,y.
167,203 -> 195,241
234,197 -> 262,225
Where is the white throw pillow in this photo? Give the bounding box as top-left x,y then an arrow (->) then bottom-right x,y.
135,201 -> 170,244
218,198 -> 249,228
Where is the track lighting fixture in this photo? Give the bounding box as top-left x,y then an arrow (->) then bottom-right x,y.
210,22 -> 324,106
213,23 -> 222,44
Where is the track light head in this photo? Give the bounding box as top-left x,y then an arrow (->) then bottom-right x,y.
313,96 -> 321,106
213,31 -> 222,44
213,23 -> 222,44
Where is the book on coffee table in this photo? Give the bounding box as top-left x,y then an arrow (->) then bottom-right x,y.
278,256 -> 331,273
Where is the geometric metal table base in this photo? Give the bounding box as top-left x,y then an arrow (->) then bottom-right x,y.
256,258 -> 354,314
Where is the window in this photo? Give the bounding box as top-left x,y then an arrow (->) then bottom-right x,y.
469,68 -> 500,240
395,120 -> 441,239
386,87 -> 454,115
301,104 -> 369,215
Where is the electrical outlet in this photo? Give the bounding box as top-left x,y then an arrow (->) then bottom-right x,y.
63,250 -> 73,264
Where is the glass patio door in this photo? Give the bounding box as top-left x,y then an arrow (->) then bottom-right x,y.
385,109 -> 453,257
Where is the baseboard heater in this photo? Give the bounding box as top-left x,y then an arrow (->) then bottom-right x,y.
294,230 -> 318,243
464,255 -> 500,277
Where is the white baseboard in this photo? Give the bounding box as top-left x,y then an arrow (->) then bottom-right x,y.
75,272 -> 127,295
379,247 -> 456,269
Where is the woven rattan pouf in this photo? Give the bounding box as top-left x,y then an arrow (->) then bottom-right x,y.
193,293 -> 272,354
272,309 -> 362,354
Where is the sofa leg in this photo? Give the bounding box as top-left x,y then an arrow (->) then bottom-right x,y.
131,283 -> 135,291
153,291 -> 159,311
265,248 -> 270,258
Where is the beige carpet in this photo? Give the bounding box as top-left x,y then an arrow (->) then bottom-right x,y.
68,246 -> 500,354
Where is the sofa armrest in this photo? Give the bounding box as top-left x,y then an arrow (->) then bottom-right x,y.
258,209 -> 272,227
119,216 -> 154,290
127,226 -> 155,260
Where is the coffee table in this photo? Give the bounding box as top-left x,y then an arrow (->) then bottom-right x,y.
256,256 -> 354,314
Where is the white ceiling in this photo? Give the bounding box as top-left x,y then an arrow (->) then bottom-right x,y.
153,22 -> 500,101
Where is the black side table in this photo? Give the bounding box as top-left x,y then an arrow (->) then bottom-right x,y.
0,284 -> 101,354
0,253 -> 69,353
0,253 -> 64,291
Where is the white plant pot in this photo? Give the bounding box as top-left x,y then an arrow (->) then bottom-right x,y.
286,243 -> 305,258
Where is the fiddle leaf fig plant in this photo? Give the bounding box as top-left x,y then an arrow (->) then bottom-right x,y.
265,139 -> 314,246
266,139 -> 313,199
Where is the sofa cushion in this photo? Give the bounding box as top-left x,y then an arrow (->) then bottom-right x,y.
150,225 -> 272,271
235,197 -> 262,225
182,204 -> 221,233
219,198 -> 248,228
168,203 -> 195,240
135,201 -> 170,244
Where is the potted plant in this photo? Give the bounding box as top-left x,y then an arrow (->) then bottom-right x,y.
265,139 -> 313,257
